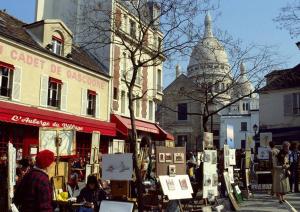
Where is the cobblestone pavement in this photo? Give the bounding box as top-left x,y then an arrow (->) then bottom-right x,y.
239,192 -> 299,212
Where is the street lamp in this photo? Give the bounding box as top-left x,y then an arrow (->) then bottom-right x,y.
253,124 -> 258,153
253,124 -> 258,135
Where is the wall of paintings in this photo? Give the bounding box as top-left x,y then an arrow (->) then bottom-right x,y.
203,150 -> 218,198
156,146 -> 186,176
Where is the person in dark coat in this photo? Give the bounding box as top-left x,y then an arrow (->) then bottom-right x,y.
77,175 -> 107,212
14,150 -> 55,212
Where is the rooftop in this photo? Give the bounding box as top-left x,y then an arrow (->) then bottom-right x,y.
0,10 -> 109,76
260,64 -> 300,92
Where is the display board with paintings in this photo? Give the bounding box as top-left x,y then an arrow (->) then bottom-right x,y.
203,150 -> 218,198
156,146 -> 186,176
102,153 -> 133,181
224,145 -> 230,169
159,175 -> 193,200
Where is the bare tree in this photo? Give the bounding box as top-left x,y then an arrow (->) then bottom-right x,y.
71,0 -> 220,210
274,0 -> 300,38
158,35 -> 281,138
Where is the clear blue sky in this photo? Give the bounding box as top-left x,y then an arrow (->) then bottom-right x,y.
0,0 -> 299,86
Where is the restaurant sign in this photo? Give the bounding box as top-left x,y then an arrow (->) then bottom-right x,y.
10,115 -> 83,131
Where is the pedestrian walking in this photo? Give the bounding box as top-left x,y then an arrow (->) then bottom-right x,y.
273,141 -> 290,203
269,141 -> 279,195
14,150 -> 55,212
289,142 -> 299,192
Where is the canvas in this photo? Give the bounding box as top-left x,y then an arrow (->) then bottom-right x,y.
99,200 -> 134,212
102,153 -> 133,181
229,149 -> 236,165
203,132 -> 214,149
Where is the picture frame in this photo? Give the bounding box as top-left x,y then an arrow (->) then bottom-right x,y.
211,150 -> 217,164
173,153 -> 184,163
168,165 -> 176,176
204,174 -> 212,187
159,153 -> 165,163
212,173 -> 218,187
166,178 -> 176,190
165,153 -> 172,163
179,178 -> 188,190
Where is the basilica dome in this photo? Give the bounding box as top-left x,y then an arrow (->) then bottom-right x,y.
187,14 -> 230,77
234,63 -> 255,97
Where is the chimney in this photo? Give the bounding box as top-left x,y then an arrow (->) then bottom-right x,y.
176,64 -> 181,78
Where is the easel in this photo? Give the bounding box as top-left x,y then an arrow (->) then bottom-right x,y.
55,132 -> 62,176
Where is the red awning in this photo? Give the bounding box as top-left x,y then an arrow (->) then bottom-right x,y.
111,114 -> 174,141
0,100 -> 116,136
156,124 -> 175,141
0,61 -> 14,70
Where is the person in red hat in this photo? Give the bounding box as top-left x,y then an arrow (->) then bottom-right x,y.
14,149 -> 55,212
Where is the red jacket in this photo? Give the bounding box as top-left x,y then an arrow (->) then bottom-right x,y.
14,168 -> 53,212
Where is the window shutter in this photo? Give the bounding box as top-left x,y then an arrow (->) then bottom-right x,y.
40,75 -> 49,107
81,88 -> 87,115
11,67 -> 22,101
284,94 -> 292,115
95,92 -> 100,119
60,81 -> 68,111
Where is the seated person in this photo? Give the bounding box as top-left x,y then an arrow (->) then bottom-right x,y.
77,175 -> 107,212
67,173 -> 80,198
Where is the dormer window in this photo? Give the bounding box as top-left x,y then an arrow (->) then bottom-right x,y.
51,34 -> 63,56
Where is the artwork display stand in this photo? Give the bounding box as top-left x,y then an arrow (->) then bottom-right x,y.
202,132 -> 218,205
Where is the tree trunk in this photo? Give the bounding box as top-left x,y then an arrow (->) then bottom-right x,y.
202,115 -> 209,132
128,90 -> 144,211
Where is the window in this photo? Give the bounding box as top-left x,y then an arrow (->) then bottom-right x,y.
157,69 -> 162,92
87,90 -> 96,116
177,135 -> 187,147
136,98 -> 140,117
292,93 -> 300,115
136,68 -> 141,85
241,122 -> 247,131
113,87 -> 118,100
121,91 -> 125,114
122,52 -> 127,78
178,103 -> 188,120
157,37 -> 162,50
123,15 -> 128,32
242,102 -> 249,111
47,77 -> 62,107
221,83 -> 225,91
149,100 -> 153,120
52,36 -> 63,55
129,20 -> 136,38
214,82 -> 219,92
0,66 -> 12,97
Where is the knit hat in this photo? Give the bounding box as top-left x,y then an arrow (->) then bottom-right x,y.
36,150 -> 55,169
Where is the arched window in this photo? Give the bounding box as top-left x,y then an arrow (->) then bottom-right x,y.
51,31 -> 64,56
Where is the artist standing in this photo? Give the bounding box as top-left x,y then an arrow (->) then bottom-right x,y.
14,150 -> 55,212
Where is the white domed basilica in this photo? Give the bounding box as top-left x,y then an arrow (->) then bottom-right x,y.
158,14 -> 259,151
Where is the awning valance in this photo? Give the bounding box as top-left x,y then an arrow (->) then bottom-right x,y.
0,100 -> 116,136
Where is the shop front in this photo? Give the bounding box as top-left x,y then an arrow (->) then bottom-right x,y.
0,100 -> 116,158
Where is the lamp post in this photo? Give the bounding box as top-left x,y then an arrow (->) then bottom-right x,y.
253,124 -> 258,153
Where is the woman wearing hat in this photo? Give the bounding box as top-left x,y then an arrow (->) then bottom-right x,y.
14,150 -> 55,212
